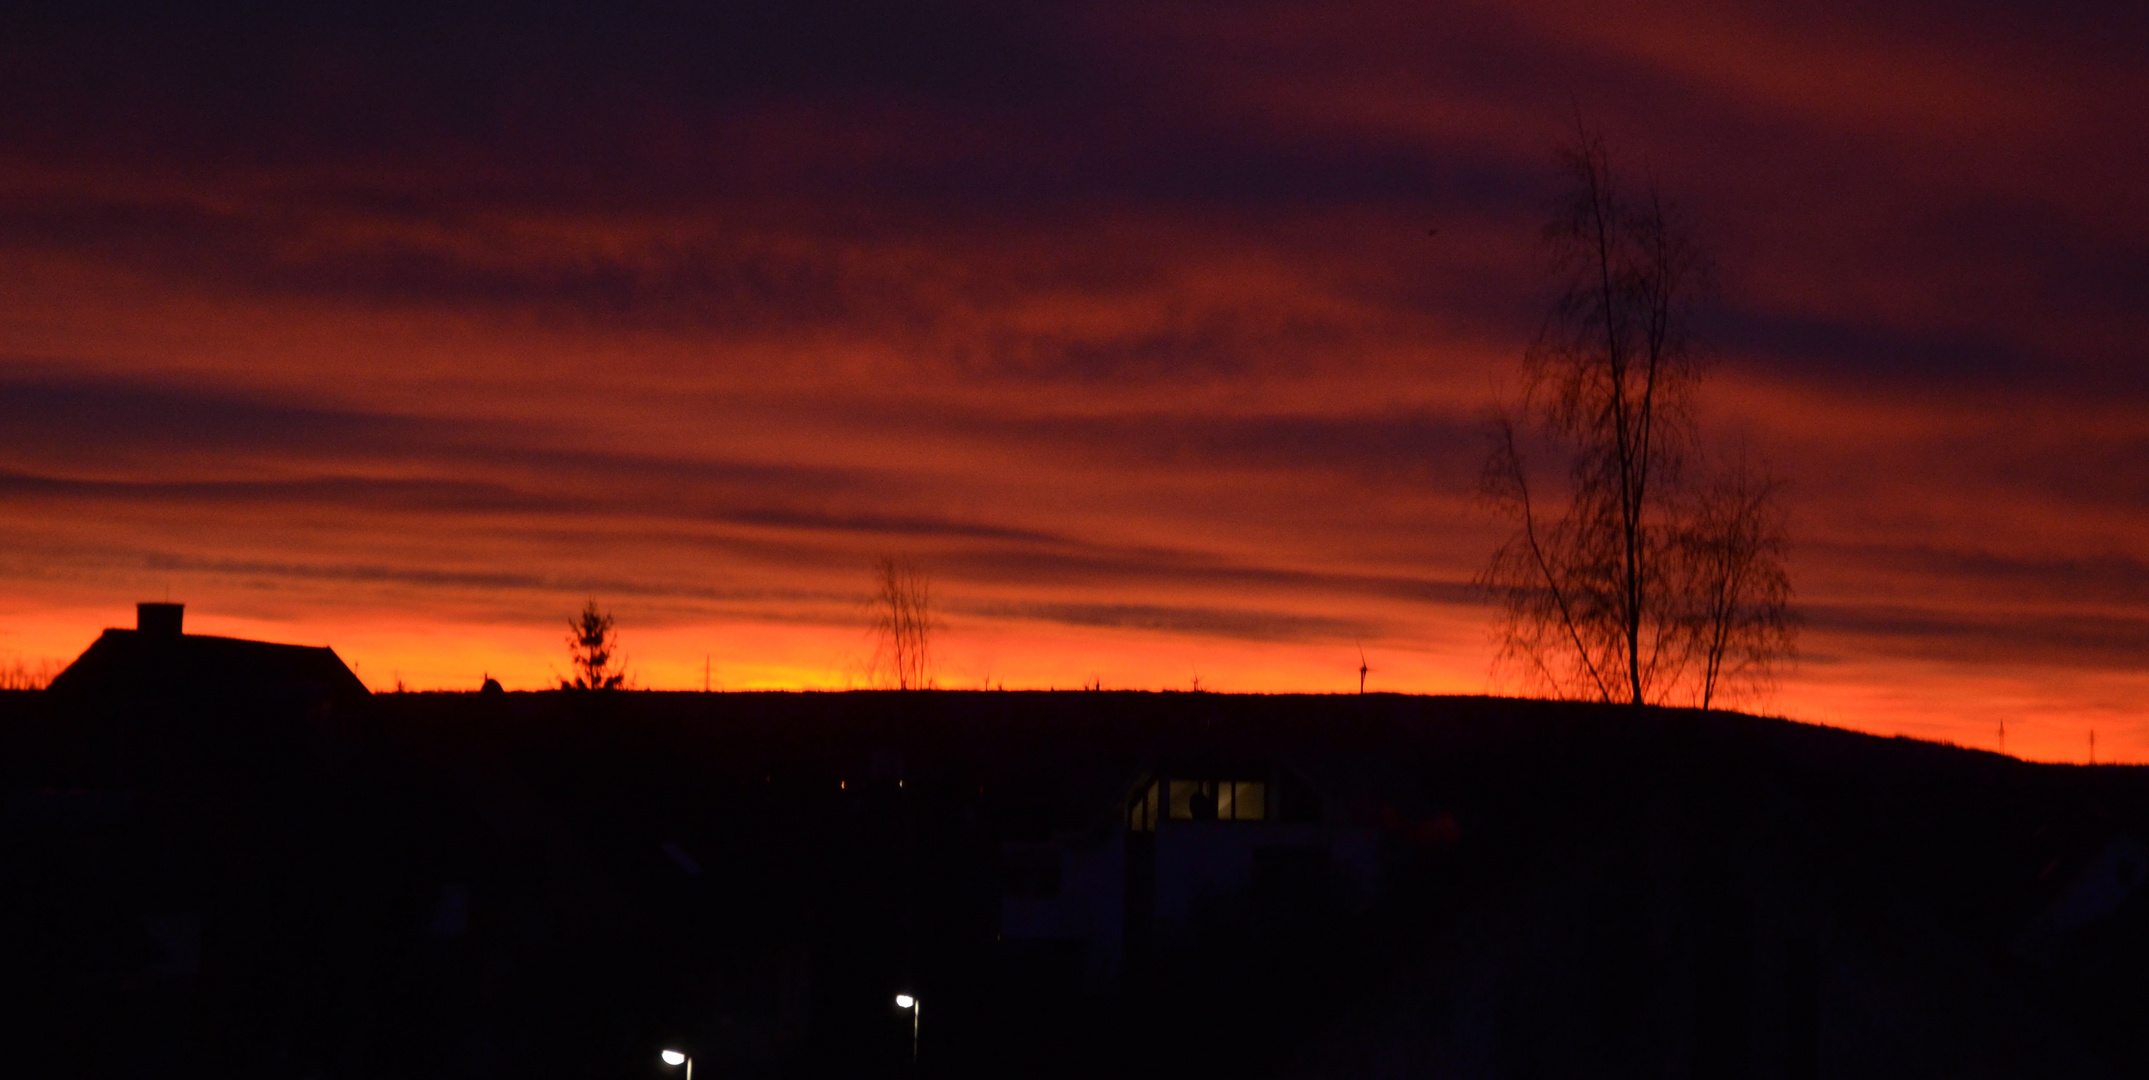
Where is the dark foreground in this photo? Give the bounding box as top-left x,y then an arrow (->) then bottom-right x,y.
5,688 -> 2148,1078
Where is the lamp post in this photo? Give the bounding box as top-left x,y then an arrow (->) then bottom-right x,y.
660,1048 -> 691,1080
895,993 -> 920,1063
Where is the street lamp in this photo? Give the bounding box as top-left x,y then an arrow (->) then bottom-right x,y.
895,993 -> 920,1062
660,1048 -> 691,1080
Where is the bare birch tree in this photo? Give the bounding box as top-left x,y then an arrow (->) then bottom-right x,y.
1677,461 -> 1797,709
1480,126 -> 1794,709
869,556 -> 934,690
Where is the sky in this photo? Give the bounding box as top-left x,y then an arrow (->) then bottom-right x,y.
1,1 -> 2144,762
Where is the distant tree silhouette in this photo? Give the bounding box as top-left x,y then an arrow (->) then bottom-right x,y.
0,657 -> 58,690
869,556 -> 934,690
563,600 -> 628,690
1480,126 -> 1794,709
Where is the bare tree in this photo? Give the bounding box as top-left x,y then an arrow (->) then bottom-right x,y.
869,556 -> 934,690
563,599 -> 628,690
0,657 -> 59,690
1481,126 -> 1793,708
1677,461 -> 1797,710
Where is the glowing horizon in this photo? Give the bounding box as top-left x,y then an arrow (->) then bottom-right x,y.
10,594 -> 2135,766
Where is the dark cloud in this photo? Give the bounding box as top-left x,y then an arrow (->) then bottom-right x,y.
1717,310 -> 2048,388
954,598 -> 1378,644
0,460 -> 1077,550
0,470 -> 554,515
0,368 -> 1491,505
132,551 -> 842,609
0,2 -> 1093,161
1823,544 -> 2149,610
0,368 -> 436,457
1807,602 -> 2149,671
855,402 -> 1493,490
937,545 -> 1478,610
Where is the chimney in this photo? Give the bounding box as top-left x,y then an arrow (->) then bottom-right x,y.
137,602 -> 184,636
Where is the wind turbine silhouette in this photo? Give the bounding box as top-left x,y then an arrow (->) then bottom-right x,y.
1357,644 -> 1371,695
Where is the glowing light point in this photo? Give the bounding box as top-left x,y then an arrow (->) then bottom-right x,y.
895,993 -> 915,1009
660,1050 -> 687,1067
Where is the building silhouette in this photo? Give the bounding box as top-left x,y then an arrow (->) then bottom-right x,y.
47,602 -> 368,709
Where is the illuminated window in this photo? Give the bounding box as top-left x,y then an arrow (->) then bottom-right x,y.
1128,781 -> 1160,832
1144,778 -> 1268,823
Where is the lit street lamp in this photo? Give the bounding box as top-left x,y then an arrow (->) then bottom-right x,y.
660,1048 -> 691,1080
895,993 -> 920,1062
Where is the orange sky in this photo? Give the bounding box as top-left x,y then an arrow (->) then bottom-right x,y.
2,1 -> 2144,763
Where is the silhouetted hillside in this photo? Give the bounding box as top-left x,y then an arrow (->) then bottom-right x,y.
5,689 -> 2147,1078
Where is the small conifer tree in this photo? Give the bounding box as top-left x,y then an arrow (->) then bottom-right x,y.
563,600 -> 628,690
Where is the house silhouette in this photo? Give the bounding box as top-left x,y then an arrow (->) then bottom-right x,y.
47,602 -> 369,709
998,754 -> 1380,989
